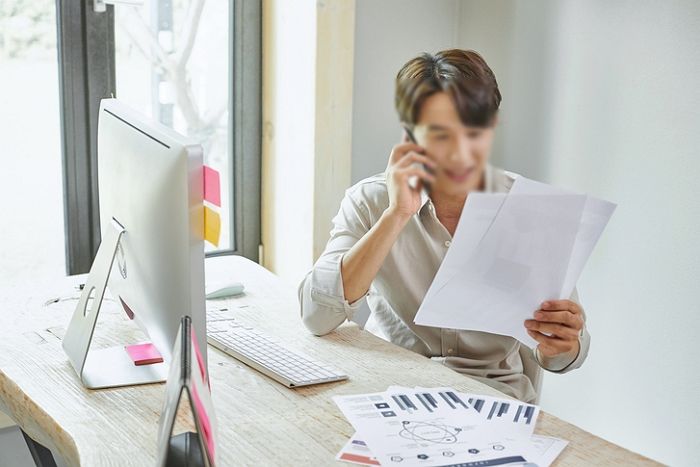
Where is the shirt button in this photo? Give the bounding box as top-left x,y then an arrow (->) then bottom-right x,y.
444,241 -> 451,247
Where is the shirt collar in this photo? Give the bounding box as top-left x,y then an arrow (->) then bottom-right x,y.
419,187 -> 430,209
419,163 -> 496,211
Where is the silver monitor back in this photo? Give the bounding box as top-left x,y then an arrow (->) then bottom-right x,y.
97,98 -> 207,371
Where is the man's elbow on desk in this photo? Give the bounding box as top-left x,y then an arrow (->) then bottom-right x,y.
300,307 -> 341,337
298,279 -> 347,337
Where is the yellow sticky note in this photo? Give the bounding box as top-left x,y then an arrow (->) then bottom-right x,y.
203,206 -> 221,247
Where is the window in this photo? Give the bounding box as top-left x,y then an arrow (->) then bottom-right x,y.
114,0 -> 233,252
0,1 -> 65,283
57,0 -> 261,274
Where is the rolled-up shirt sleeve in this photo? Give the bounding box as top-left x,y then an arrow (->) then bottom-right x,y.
298,189 -> 373,336
535,287 -> 591,373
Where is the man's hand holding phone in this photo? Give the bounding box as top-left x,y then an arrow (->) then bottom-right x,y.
385,141 -> 436,220
340,139 -> 435,304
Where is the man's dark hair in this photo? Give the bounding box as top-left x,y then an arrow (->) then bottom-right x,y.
395,49 -> 502,128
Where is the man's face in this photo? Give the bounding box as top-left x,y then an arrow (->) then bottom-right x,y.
412,92 -> 496,197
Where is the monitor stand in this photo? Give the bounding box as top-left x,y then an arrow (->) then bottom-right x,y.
62,218 -> 168,389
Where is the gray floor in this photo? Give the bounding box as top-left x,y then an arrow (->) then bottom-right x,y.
0,426 -> 38,467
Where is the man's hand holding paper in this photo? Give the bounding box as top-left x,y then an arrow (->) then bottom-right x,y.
414,176 -> 615,355
526,299 -> 585,358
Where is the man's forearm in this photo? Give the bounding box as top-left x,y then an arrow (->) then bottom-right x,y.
341,208 -> 410,303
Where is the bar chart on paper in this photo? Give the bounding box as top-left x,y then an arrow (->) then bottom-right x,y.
387,388 -> 538,429
333,386 -> 566,466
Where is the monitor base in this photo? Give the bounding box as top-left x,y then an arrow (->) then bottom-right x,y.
63,218 -> 169,389
82,346 -> 167,389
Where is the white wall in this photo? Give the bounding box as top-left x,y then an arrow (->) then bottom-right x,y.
262,0 -> 317,285
457,2 -> 700,465
352,1 -> 700,465
351,0 -> 461,182
262,0 -> 356,287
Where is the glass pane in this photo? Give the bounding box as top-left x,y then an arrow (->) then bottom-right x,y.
114,0 -> 232,252
0,1 -> 65,282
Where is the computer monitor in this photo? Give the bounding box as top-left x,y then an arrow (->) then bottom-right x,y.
63,98 -> 207,389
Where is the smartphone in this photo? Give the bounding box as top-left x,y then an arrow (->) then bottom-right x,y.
403,126 -> 433,193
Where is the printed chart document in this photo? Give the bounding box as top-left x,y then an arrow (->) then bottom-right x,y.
337,433 -> 568,467
414,177 -> 616,348
334,386 -> 567,467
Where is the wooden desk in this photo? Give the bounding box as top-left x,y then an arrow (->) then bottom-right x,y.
0,256 -> 658,466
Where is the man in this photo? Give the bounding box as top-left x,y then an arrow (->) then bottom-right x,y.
298,49 -> 589,403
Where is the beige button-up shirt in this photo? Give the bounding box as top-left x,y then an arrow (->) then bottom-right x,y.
298,165 -> 590,403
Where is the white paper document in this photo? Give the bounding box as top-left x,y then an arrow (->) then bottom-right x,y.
414,177 -> 616,348
337,433 -> 568,467
333,386 -> 568,467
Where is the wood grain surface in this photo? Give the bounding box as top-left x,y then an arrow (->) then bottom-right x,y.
0,256 -> 660,466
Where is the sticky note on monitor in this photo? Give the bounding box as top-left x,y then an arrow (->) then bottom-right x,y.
203,165 -> 221,207
125,342 -> 164,366
204,206 -> 221,247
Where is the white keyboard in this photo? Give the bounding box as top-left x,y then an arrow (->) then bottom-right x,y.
206,309 -> 348,388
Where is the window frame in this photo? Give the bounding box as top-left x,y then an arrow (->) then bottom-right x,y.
56,0 -> 262,274
56,1 -> 116,275
212,0 -> 262,260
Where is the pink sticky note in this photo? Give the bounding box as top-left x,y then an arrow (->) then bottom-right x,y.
192,385 -> 215,458
203,166 -> 221,207
191,328 -> 208,386
125,342 -> 163,366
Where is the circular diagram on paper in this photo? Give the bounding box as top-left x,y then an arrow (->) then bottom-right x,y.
398,421 -> 462,444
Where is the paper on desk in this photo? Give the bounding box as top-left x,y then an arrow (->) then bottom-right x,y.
414,177 -> 615,348
334,385 -> 567,467
404,386 -> 541,439
529,434 -> 570,466
336,437 -> 380,465
337,433 -> 568,467
333,387 -> 540,467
